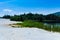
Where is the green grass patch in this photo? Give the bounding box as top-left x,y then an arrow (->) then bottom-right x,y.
21,20 -> 44,28
12,20 -> 60,32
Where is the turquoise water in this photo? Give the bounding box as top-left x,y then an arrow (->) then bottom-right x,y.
0,18 -> 17,28
44,23 -> 60,27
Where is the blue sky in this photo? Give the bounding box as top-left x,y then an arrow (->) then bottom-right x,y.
0,0 -> 60,16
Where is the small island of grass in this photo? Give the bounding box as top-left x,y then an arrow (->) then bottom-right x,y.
9,20 -> 60,32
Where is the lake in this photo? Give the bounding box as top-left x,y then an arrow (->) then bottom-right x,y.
0,18 -> 18,28
0,18 -> 60,28
44,23 -> 60,27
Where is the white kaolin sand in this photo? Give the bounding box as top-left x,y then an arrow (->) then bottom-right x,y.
0,19 -> 60,40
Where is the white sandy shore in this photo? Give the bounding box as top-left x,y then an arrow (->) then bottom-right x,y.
0,19 -> 60,40
0,28 -> 60,40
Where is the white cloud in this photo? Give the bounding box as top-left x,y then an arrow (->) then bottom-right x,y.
2,9 -> 21,16
3,9 -> 13,12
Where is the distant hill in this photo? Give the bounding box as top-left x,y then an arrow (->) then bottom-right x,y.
52,12 -> 60,16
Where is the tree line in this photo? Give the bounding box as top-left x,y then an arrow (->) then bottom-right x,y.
2,12 -> 60,23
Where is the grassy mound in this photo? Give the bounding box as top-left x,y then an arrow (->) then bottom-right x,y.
21,20 -> 44,28
12,20 -> 60,32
